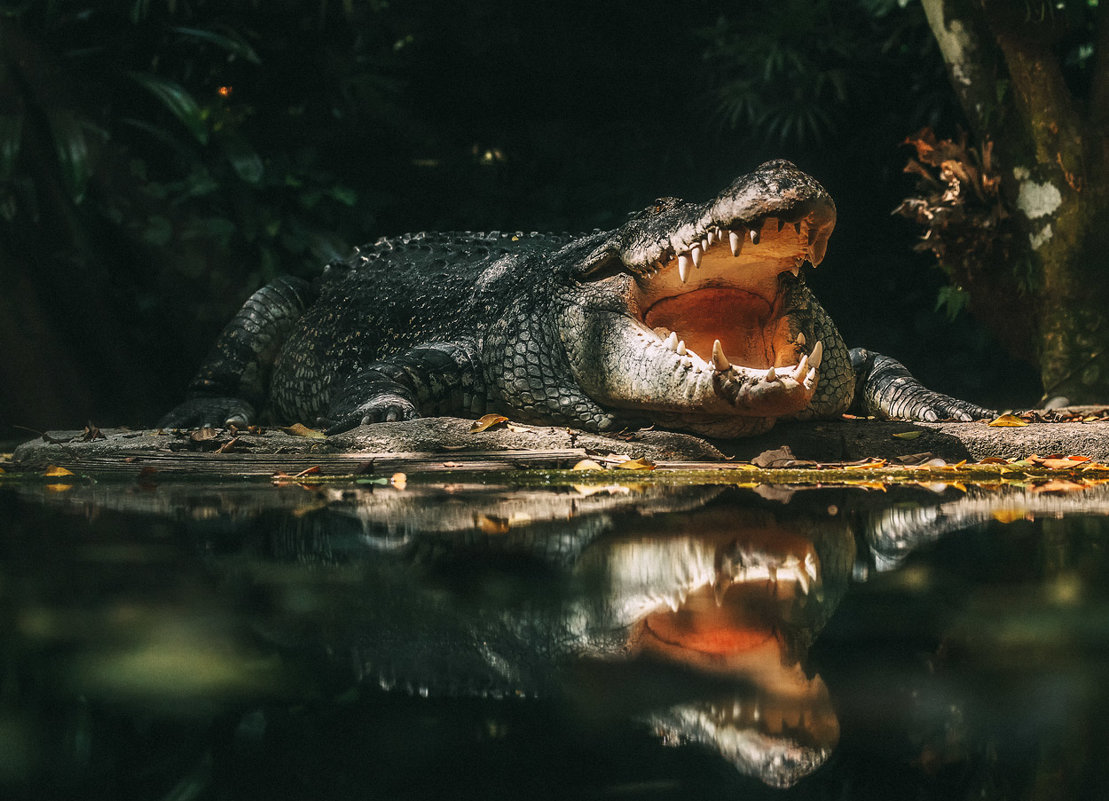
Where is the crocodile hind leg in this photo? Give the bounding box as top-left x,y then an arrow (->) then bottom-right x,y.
159,276 -> 315,428
319,339 -> 487,433
850,347 -> 994,422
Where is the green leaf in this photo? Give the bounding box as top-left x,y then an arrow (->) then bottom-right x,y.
170,26 -> 262,64
46,109 -> 92,202
935,285 -> 970,320
131,72 -> 209,145
0,112 -> 23,181
221,133 -> 264,184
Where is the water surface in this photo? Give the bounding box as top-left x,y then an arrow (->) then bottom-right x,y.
2,475 -> 1108,799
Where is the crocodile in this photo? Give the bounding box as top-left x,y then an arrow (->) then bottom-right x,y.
160,160 -> 991,437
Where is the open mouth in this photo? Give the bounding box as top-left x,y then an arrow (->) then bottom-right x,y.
632,214 -> 830,385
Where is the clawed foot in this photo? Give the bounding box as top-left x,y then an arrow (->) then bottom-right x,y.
322,392 -> 419,434
158,397 -> 255,429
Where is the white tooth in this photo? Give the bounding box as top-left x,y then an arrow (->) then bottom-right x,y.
765,365 -> 777,381
701,238 -> 710,252
706,230 -> 715,246
665,331 -> 678,351
676,340 -> 687,356
794,354 -> 809,380
810,340 -> 823,369
729,230 -> 742,256
750,227 -> 760,245
691,246 -> 702,268
711,339 -> 730,371
678,254 -> 690,283
806,366 -> 817,386
796,332 -> 806,347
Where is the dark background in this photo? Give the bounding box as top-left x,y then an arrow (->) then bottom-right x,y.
0,0 -> 1042,442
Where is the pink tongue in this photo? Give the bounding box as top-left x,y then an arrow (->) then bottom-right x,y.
643,288 -> 774,367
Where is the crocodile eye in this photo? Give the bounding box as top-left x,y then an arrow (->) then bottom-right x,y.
578,249 -> 625,281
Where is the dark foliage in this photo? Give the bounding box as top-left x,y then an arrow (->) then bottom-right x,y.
0,0 -> 1039,437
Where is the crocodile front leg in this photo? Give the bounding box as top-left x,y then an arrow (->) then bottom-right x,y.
159,277 -> 315,428
849,347 -> 994,422
321,339 -> 487,433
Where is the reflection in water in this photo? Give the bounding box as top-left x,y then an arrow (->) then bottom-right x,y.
5,478 -> 1109,797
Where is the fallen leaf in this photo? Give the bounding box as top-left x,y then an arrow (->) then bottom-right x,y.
390,472 -> 407,490
992,509 -> 1030,524
469,414 -> 509,433
282,423 -> 326,438
979,457 -> 1010,464
190,427 -> 220,442
988,413 -> 1028,427
892,430 -> 924,440
616,457 -> 656,471
293,466 -> 321,478
572,459 -> 606,471
216,437 -> 240,453
44,466 -> 75,477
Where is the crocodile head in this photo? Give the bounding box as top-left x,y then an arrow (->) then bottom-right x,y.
560,160 -> 842,437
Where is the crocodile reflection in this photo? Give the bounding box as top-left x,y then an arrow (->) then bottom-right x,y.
228,485 -> 856,789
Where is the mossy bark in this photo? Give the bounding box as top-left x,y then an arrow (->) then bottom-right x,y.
921,0 -> 1109,403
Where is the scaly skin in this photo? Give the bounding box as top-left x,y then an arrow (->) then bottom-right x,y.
160,160 -> 993,436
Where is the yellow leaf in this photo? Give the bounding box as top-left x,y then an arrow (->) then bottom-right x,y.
856,460 -> 887,469
572,459 -> 605,471
616,457 -> 656,471
988,413 -> 1028,427
282,423 -> 326,438
44,466 -> 75,477
892,430 -> 923,440
390,472 -> 407,490
992,509 -> 1029,524
469,414 -> 508,433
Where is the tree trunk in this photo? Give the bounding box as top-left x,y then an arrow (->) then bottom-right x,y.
920,0 -> 1109,403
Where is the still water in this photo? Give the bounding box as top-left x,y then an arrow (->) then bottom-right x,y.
2,474 -> 1108,800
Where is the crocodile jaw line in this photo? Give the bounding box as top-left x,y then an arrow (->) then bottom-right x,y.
571,217 -> 824,433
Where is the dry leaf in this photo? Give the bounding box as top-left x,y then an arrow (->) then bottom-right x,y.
44,466 -> 75,477
991,509 -> 1030,524
469,414 -> 509,433
892,430 -> 923,440
282,423 -> 326,438
190,427 -> 220,441
616,457 -> 655,471
390,472 -> 407,490
572,459 -> 605,471
979,456 -> 1010,464
988,414 -> 1028,427
293,466 -> 321,478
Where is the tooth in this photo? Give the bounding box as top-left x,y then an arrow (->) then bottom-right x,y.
806,366 -> 817,385
664,331 -> 678,351
706,230 -> 715,246
678,254 -> 690,282
676,340 -> 687,356
791,266 -> 800,277
701,238 -> 710,252
794,354 -> 809,380
728,230 -> 742,256
749,227 -> 760,246
808,232 -> 828,265
691,246 -> 702,268
796,332 -> 806,346
810,340 -> 823,369
765,365 -> 777,381
711,339 -> 730,371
